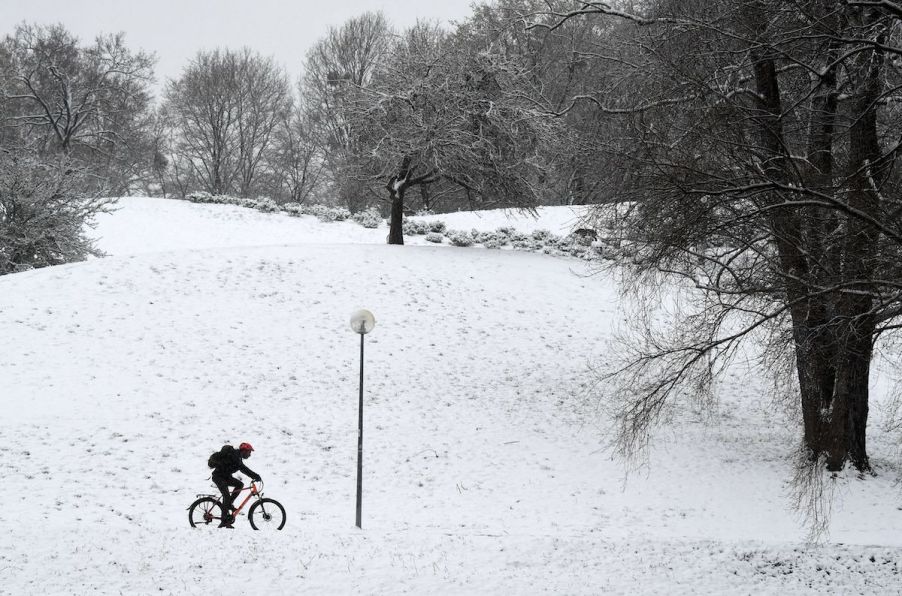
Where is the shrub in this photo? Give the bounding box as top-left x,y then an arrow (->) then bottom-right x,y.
311,205 -> 350,222
543,234 -> 561,247
531,229 -> 554,242
254,197 -> 280,213
174,193 -> 601,262
566,230 -> 596,246
0,153 -> 111,275
474,231 -> 508,247
403,219 -> 429,235
186,191 -> 213,203
280,202 -> 306,217
352,208 -> 382,228
512,236 -> 541,250
448,231 -> 474,247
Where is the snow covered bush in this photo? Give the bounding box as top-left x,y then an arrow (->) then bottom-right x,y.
531,229 -> 555,243
482,236 -> 506,249
403,219 -> 446,235
352,208 -> 382,228
556,237 -> 590,258
236,197 -> 260,209
280,202 -> 306,217
177,195 -> 370,225
186,193 -> 246,206
566,230 -> 597,246
183,193 -> 277,214
186,191 -> 213,203
403,220 -> 429,235
427,220 -> 446,234
254,197 -> 280,213
473,230 -> 509,247
512,235 -> 541,251
311,205 -> 350,222
448,231 -> 474,247
172,191 -> 604,262
0,153 -> 111,275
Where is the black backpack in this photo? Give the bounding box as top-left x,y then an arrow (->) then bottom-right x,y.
207,444 -> 233,469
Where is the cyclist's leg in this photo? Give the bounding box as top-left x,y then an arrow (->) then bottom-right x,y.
220,475 -> 244,512
212,473 -> 234,510
229,478 -> 245,507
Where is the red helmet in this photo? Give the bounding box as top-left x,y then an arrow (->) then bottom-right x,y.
239,442 -> 254,452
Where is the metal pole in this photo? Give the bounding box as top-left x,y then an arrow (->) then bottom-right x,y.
356,329 -> 364,528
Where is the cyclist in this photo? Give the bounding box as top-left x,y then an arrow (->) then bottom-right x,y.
210,442 -> 262,528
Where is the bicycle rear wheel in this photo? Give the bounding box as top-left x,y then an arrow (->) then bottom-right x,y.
248,497 -> 286,530
188,496 -> 224,528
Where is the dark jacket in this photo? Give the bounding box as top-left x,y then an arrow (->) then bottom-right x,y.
212,445 -> 261,481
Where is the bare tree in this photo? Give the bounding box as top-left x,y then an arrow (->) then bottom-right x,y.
301,12 -> 391,211
534,0 -> 902,485
344,21 -> 562,244
0,23 -> 149,275
265,103 -> 323,203
0,23 -> 156,193
233,52 -> 292,197
164,48 -> 290,197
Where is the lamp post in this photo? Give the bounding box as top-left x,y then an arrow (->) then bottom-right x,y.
350,309 -> 375,529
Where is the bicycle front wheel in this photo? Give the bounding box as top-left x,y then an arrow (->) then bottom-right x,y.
248,497 -> 286,530
188,496 -> 224,528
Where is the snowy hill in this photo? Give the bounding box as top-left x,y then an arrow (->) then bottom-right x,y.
1,197 -> 901,594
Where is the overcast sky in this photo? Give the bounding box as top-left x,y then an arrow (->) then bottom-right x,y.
1,0 -> 478,97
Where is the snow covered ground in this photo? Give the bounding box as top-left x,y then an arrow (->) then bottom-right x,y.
1,197 -> 901,594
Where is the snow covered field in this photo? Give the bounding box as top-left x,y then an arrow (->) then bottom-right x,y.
1,197 -> 901,594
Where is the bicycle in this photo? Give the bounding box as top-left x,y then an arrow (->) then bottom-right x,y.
188,480 -> 286,530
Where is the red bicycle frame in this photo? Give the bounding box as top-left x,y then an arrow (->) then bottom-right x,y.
230,481 -> 260,515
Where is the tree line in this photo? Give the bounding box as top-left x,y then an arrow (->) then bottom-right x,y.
0,2 -> 615,266
156,7 -> 602,243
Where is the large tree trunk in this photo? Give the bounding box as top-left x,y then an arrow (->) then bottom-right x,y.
387,157 -> 414,245
797,37 -> 841,460
801,9 -> 883,472
387,181 -> 406,245
846,331 -> 873,470
823,17 -> 885,471
745,3 -> 879,471
795,325 -> 837,458
825,319 -> 874,471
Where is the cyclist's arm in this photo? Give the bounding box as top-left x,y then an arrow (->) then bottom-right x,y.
239,462 -> 261,482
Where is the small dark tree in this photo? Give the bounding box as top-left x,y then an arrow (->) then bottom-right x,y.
346,21 -> 561,244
